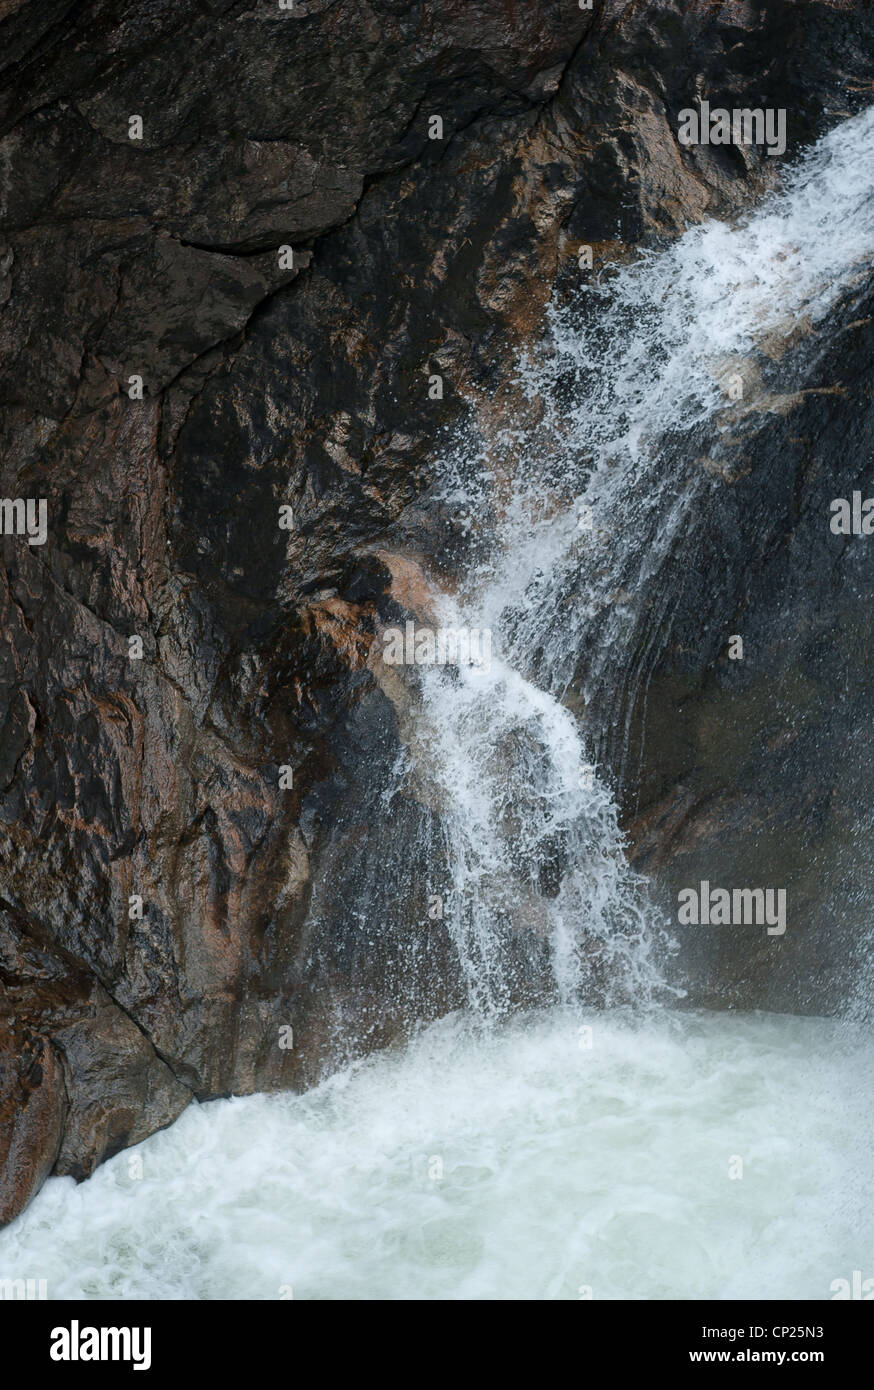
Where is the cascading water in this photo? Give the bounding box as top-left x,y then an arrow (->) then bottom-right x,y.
2,109 -> 873,1300
406,622 -> 664,1017
406,103 -> 874,1017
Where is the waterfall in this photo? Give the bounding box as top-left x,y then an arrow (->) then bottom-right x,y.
392,104 -> 874,1018
2,108 -> 873,1303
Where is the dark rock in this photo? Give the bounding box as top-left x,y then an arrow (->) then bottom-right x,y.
51,988 -> 190,1180
623,283 -> 874,1016
0,1026 -> 65,1227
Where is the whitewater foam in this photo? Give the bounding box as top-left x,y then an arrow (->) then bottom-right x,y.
0,1009 -> 869,1300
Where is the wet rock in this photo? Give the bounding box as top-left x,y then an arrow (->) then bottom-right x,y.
0,1027 -> 65,1227
0,904 -> 189,1210
623,284 -> 874,1016
51,989 -> 190,1180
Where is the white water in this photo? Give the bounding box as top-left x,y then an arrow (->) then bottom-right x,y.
1,1009 -> 870,1299
3,111 -> 874,1300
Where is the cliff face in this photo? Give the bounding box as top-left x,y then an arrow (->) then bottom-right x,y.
2,0 -> 873,1225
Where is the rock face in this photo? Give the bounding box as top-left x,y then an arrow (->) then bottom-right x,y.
1,0 -> 873,1223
